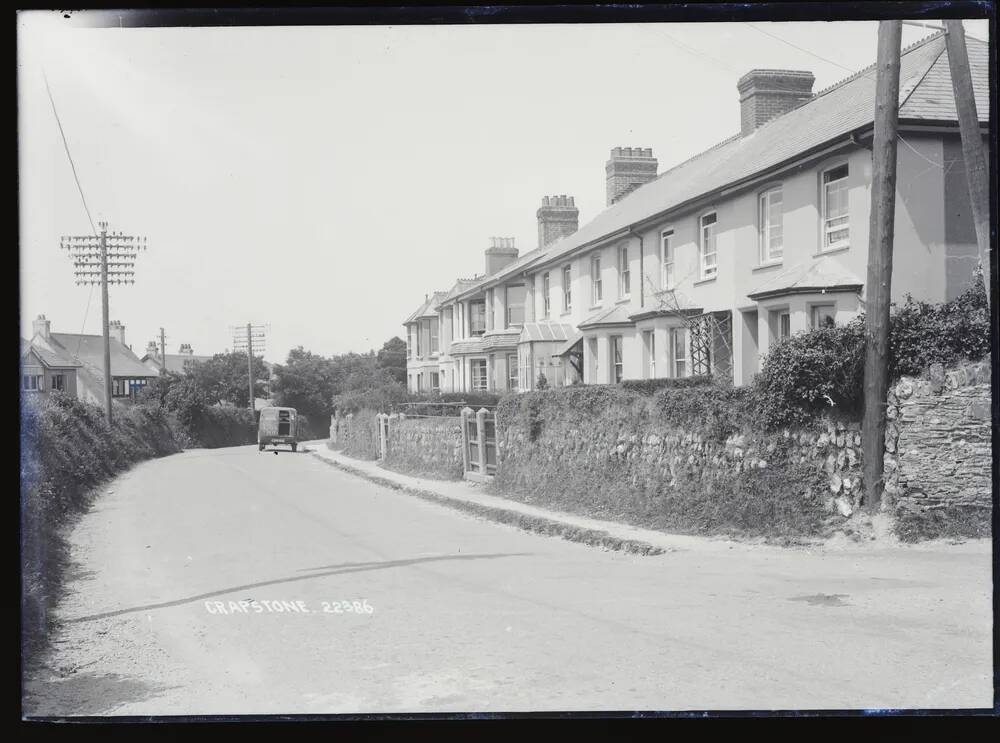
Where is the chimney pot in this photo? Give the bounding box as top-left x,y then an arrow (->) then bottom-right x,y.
606,146 -> 658,206
484,237 -> 519,275
737,69 -> 815,135
32,315 -> 51,341
537,194 -> 580,249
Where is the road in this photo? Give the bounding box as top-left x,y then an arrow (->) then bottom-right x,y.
23,445 -> 992,715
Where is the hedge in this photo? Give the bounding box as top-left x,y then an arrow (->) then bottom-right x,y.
21,393 -> 182,668
752,274 -> 990,429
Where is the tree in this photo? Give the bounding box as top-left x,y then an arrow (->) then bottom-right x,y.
376,336 -> 407,385
271,347 -> 338,427
185,352 -> 268,409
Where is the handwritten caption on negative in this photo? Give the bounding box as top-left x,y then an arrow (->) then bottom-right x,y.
205,599 -> 374,615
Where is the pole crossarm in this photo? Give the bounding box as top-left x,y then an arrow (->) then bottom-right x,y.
58,220 -> 148,425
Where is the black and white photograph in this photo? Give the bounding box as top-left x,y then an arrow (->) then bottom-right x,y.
17,4 -> 995,720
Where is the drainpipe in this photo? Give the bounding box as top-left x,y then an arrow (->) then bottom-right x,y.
627,226 -> 645,309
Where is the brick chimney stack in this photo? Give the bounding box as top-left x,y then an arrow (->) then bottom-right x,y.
32,314 -> 51,340
146,340 -> 160,359
109,320 -> 126,345
179,343 -> 193,355
485,237 -> 518,276
536,195 -> 579,249
606,147 -> 657,206
737,69 -> 815,135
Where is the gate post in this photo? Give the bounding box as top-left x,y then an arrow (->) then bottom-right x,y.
476,407 -> 488,476
376,413 -> 387,460
461,406 -> 474,475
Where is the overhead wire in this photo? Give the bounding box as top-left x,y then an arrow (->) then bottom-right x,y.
41,66 -> 97,353
742,21 -> 957,170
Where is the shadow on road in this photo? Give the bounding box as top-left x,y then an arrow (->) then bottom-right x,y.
65,552 -> 533,624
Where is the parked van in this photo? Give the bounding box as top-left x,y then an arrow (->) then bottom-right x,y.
258,407 -> 299,451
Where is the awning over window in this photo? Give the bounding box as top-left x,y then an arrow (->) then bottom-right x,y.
554,331 -> 583,357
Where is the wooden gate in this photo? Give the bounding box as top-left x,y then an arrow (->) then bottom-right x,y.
461,407 -> 496,482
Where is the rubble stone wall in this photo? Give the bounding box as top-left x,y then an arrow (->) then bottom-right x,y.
382,414 -> 464,480
886,360 -> 992,511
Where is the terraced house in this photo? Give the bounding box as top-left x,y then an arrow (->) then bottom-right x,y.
404,32 -> 989,394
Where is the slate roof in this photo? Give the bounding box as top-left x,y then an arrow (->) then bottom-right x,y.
49,333 -> 156,378
554,332 -> 583,357
746,256 -> 864,300
480,328 -> 522,350
404,291 -> 449,324
438,278 -> 485,305
142,353 -> 213,375
532,33 -> 988,270
577,304 -> 635,329
21,337 -> 81,368
448,338 -> 485,355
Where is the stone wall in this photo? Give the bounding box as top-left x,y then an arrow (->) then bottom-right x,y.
330,409 -> 379,461
492,360 -> 990,523
494,389 -> 864,521
886,360 -> 991,511
382,414 -> 464,480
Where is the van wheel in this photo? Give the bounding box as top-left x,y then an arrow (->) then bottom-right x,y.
259,443 -> 264,451
291,443 -> 298,452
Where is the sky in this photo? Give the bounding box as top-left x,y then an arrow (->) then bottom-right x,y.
17,12 -> 990,364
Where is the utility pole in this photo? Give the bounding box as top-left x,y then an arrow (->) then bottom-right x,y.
160,327 -> 167,364
231,323 -> 267,414
943,20 -> 991,311
246,324 -> 254,415
61,221 -> 147,425
862,20 -> 902,514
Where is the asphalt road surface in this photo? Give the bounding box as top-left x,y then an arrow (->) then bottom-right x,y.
24,445 -> 992,715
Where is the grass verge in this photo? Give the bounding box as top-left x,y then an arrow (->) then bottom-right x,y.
894,506 -> 992,542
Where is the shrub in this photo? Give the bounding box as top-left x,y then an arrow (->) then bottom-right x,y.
21,392 -> 181,669
751,274 -> 990,430
332,380 -> 409,416
620,375 -> 714,395
889,274 -> 990,378
751,319 -> 866,429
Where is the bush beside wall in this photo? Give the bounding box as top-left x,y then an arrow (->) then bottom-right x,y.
20,393 -> 181,666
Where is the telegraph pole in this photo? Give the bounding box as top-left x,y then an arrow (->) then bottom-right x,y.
861,20 -> 902,514
160,327 -> 167,365
61,222 -> 147,425
232,323 -> 266,414
246,324 -> 254,414
943,20 -> 991,310
99,225 -> 112,423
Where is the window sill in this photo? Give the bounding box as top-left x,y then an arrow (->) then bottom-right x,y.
693,275 -> 717,286
615,297 -> 631,305
560,311 -> 572,317
589,304 -> 603,311
751,261 -> 783,273
814,244 -> 850,258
